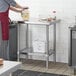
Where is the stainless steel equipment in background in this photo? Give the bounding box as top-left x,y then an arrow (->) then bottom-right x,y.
9,21 -> 18,61
69,25 -> 76,74
68,16 -> 76,75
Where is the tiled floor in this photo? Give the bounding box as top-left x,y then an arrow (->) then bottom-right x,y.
20,59 -> 76,76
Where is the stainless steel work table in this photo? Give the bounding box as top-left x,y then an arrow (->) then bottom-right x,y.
17,18 -> 60,68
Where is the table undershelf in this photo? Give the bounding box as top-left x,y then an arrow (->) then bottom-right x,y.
19,48 -> 54,57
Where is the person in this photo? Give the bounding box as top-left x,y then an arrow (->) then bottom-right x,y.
0,0 -> 28,60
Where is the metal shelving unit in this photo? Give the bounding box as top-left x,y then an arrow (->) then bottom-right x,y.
17,19 -> 60,68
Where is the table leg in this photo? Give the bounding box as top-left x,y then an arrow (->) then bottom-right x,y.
26,24 -> 29,59
17,24 -> 20,61
10,73 -> 12,76
53,23 -> 56,63
46,25 -> 49,68
26,24 -> 29,49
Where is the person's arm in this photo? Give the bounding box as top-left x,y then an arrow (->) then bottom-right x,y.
10,6 -> 29,13
5,0 -> 28,9
13,3 -> 23,9
10,6 -> 22,13
15,4 -> 28,9
14,3 -> 28,9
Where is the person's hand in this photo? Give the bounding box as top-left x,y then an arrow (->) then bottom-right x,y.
22,7 -> 29,11
20,7 -> 29,13
23,7 -> 29,9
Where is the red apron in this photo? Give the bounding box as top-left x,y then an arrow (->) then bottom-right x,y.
0,9 -> 9,40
